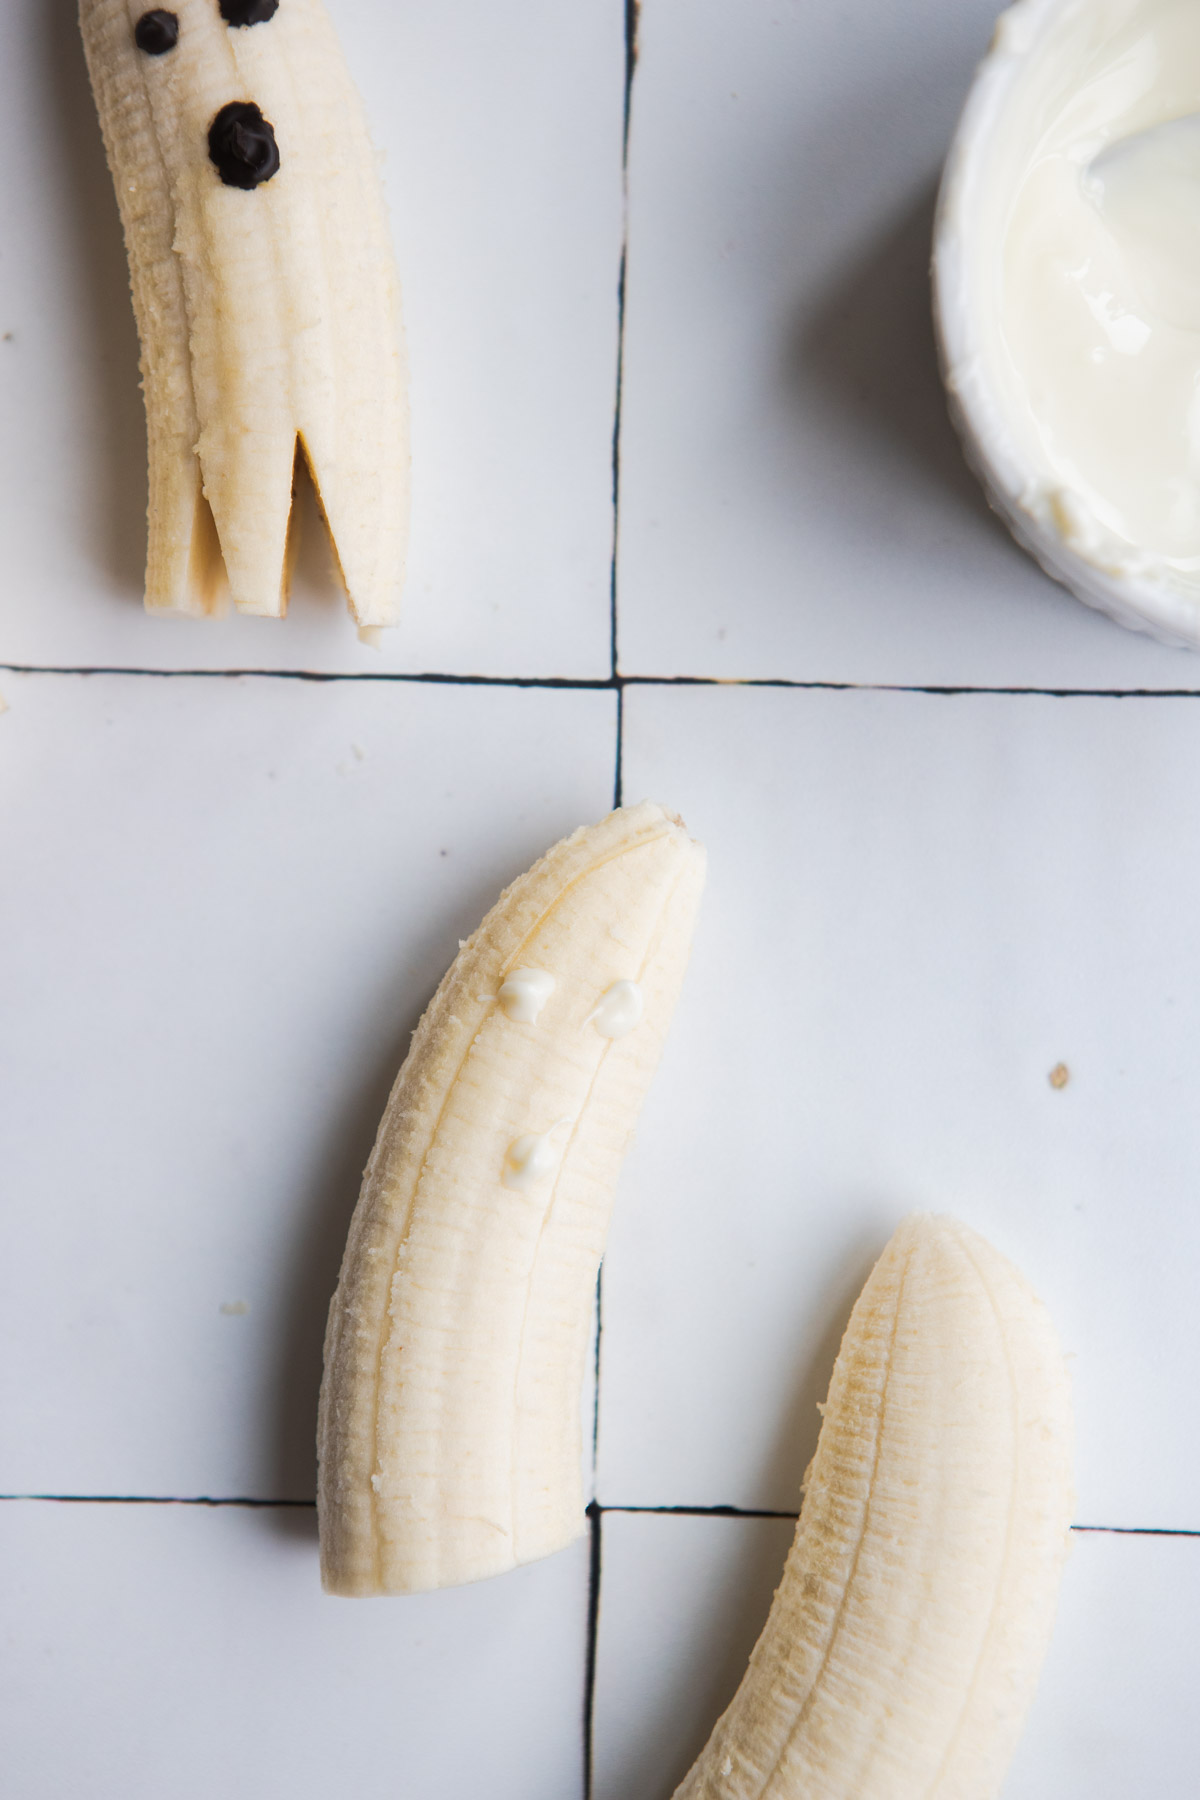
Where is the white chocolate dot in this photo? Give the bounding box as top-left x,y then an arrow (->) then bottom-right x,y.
497,967 -> 556,1024
589,979 -> 643,1039
502,1129 -> 561,1191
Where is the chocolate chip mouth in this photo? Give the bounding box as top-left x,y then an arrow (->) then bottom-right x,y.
219,0 -> 280,23
208,101 -> 281,191
134,9 -> 179,54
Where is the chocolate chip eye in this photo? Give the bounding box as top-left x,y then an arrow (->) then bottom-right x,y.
208,102 -> 281,190
219,0 -> 280,23
134,9 -> 179,54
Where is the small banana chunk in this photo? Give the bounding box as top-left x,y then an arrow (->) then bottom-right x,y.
79,0 -> 409,626
318,803 -> 706,1596
674,1215 -> 1074,1800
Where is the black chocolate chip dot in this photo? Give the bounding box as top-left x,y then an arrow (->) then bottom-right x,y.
134,9 -> 179,54
219,0 -> 280,23
208,101 -> 281,190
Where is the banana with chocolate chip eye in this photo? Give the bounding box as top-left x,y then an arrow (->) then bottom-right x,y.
79,0 -> 409,632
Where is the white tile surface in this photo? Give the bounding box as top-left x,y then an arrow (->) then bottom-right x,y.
615,0 -> 1200,687
0,672 -> 616,1496
599,683 -> 1200,1527
0,1499 -> 588,1800
0,0 -> 621,677
1008,1529 -> 1200,1800
591,1512 -> 1200,1800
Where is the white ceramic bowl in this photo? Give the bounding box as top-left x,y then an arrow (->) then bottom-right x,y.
934,0 -> 1200,651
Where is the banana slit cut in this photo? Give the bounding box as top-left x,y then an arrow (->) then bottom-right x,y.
201,440 -> 331,623
293,431 -> 353,615
187,483 -> 229,618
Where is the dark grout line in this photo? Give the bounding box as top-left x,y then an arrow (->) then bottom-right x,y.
0,1493 -> 314,1508
1071,1523 -> 1200,1538
608,281 -> 624,685
593,1505 -> 1200,1536
613,686 -> 625,807
615,678 -> 1200,700
608,221 -> 627,686
7,661 -> 1200,700
581,717 -> 619,1797
598,1503 -> 799,1520
607,0 -> 640,692
590,1268 -> 605,1475
582,1501 -> 604,1800
583,10 -> 639,1784
3,1494 -> 1197,1539
0,663 -> 617,690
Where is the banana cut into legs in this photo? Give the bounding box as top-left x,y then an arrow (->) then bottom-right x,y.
675,1214 -> 1074,1800
318,802 -> 706,1596
79,0 -> 408,627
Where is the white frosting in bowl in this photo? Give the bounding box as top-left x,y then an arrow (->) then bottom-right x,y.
935,0 -> 1200,648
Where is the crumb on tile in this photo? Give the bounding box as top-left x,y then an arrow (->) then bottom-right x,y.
1049,1062 -> 1070,1090
220,1299 -> 250,1316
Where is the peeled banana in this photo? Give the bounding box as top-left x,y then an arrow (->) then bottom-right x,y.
317,802 -> 706,1596
674,1214 -> 1074,1800
79,0 -> 408,626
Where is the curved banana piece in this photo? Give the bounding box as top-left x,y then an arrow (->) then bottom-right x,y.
79,0 -> 408,626
318,802 -> 706,1596
675,1214 -> 1074,1800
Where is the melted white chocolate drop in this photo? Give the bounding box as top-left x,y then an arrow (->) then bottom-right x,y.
502,1124 -> 567,1192
588,979 -> 644,1040
496,967 -> 556,1024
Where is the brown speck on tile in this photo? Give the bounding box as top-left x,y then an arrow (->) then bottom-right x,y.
1049,1062 -> 1070,1090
